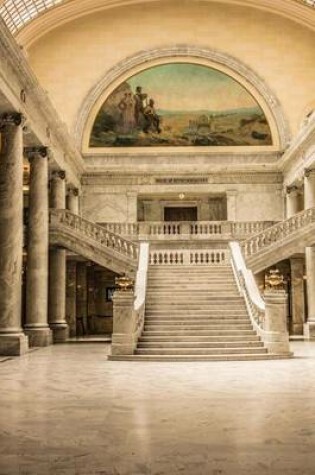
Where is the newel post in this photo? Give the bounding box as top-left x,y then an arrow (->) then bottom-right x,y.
111,276 -> 135,356
264,290 -> 291,356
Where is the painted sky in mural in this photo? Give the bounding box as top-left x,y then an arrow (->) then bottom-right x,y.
89,63 -> 273,147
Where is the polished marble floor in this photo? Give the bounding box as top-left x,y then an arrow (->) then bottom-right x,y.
0,343 -> 315,475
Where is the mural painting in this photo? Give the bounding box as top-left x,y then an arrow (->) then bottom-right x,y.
89,63 -> 273,147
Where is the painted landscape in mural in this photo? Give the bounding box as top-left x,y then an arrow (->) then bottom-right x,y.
89,63 -> 272,147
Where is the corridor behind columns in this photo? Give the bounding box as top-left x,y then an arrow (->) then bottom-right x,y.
0,342 -> 315,475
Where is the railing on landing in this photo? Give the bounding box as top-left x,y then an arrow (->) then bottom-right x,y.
99,220 -> 275,240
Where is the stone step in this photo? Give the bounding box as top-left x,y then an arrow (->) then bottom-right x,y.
149,267 -> 233,271
145,315 -> 249,321
147,297 -> 244,304
146,304 -> 246,310
142,329 -> 256,336
139,335 -> 261,342
109,354 -> 288,362
135,347 -> 268,355
144,319 -> 250,326
146,290 -> 239,294
146,310 -> 248,316
146,296 -> 240,302
138,341 -> 264,349
144,324 -> 253,331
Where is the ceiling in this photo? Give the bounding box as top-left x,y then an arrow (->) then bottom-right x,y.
0,0 -> 314,37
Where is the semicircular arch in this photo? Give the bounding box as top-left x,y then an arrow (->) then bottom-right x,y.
75,45 -> 291,152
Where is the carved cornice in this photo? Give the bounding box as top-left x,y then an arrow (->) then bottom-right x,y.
0,16 -> 84,185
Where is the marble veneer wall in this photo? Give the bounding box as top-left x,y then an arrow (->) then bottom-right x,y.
81,177 -> 284,223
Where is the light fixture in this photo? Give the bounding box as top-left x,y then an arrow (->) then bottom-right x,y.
179,193 -> 185,200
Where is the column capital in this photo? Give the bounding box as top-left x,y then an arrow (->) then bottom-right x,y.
286,185 -> 299,195
67,186 -> 80,197
304,168 -> 315,179
24,146 -> 49,161
0,112 -> 26,129
51,170 -> 66,181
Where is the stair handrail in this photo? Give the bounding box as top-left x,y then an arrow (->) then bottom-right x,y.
229,241 -> 265,330
132,242 -> 150,344
241,207 -> 315,258
49,209 -> 139,261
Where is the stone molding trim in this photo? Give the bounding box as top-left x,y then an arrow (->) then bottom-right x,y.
81,172 -> 283,186
75,45 -> 291,153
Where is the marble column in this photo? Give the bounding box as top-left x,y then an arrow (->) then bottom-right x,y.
24,147 -> 52,346
0,113 -> 28,355
304,169 -> 315,339
66,261 -> 77,337
286,186 -> 301,218
290,257 -> 305,335
67,187 -> 80,215
49,170 -> 69,342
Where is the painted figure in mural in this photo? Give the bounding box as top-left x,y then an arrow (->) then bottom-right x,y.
134,86 -> 148,126
118,92 -> 136,133
143,99 -> 161,134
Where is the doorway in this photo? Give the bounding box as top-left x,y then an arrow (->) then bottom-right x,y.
164,206 -> 198,222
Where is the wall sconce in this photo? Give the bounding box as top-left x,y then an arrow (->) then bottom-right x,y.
179,193 -> 185,200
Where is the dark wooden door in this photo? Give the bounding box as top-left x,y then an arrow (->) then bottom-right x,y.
164,207 -> 198,221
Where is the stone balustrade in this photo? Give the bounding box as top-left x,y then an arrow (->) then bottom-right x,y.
149,248 -> 229,266
242,207 -> 315,258
98,220 -> 275,240
49,210 -> 139,275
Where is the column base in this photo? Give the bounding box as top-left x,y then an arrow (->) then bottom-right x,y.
0,333 -> 29,356
304,322 -> 315,340
24,327 -> 53,347
291,323 -> 304,336
50,323 -> 69,343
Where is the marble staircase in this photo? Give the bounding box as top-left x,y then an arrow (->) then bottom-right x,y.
129,265 -> 276,361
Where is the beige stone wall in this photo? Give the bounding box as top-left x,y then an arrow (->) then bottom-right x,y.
82,183 -> 284,223
27,1 -> 315,138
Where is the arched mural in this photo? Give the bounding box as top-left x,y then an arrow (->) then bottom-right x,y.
89,63 -> 273,148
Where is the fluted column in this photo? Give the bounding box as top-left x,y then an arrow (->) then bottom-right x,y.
49,170 -> 69,342
0,113 -> 28,355
286,186 -> 301,218
24,147 -> 52,346
67,187 -> 80,215
304,169 -> 315,339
